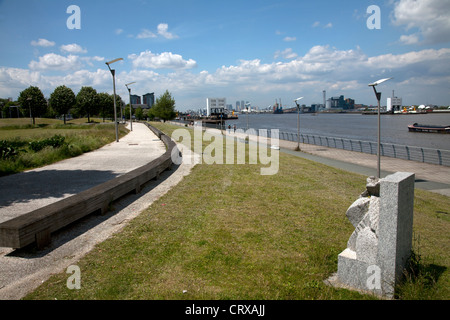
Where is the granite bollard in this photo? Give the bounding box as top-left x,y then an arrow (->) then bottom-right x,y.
327,172 -> 415,298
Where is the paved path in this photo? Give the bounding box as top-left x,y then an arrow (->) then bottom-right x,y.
0,122 -> 166,224
0,123 -> 198,300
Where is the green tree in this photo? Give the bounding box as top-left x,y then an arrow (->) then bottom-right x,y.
75,86 -> 98,123
135,107 -> 144,120
97,92 -> 114,122
49,85 -> 76,124
17,86 -> 48,125
124,104 -> 134,121
150,90 -> 176,122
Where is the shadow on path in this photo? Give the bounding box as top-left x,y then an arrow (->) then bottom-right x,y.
4,164 -> 179,258
0,169 -> 120,208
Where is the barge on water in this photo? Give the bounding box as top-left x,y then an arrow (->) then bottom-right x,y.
408,123 -> 450,133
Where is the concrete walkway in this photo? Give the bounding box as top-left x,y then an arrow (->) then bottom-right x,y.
0,144 -> 198,301
281,141 -> 450,197
0,122 -> 166,224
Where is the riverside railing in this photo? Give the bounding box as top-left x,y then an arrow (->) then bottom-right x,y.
234,127 -> 450,167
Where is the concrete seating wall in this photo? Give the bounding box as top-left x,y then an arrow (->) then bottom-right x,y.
0,123 -> 176,249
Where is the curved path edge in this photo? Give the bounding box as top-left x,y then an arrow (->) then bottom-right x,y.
0,123 -> 198,300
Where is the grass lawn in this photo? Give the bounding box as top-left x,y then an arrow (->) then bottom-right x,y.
0,118 -> 127,176
24,122 -> 449,300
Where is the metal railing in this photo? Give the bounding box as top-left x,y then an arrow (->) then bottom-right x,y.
236,128 -> 450,167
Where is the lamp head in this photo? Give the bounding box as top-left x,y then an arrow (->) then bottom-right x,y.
294,97 -> 304,102
106,58 -> 123,65
369,77 -> 392,87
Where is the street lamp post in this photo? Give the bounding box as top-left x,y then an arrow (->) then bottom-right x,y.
245,103 -> 251,130
106,58 -> 123,142
294,97 -> 304,151
125,82 -> 136,131
369,78 -> 392,178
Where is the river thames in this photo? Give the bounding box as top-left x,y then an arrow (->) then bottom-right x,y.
228,112 -> 450,150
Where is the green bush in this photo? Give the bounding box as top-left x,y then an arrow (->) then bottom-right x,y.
0,140 -> 26,159
28,135 -> 65,152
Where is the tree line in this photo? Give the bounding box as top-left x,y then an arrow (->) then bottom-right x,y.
1,85 -> 176,124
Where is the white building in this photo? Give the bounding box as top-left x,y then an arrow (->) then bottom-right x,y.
387,91 -> 402,113
206,98 -> 226,116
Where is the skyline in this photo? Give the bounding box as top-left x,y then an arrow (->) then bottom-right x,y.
0,0 -> 449,111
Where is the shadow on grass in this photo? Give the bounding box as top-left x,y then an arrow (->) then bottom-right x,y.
396,250 -> 448,299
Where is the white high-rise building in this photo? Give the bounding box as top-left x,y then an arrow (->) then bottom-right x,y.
387,91 -> 402,113
206,98 -> 226,116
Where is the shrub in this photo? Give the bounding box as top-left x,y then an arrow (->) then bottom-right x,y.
28,135 -> 66,152
0,140 -> 26,159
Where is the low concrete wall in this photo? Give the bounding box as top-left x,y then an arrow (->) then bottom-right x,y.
0,123 -> 177,249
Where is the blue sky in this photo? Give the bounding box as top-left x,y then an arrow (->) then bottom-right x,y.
0,0 -> 449,111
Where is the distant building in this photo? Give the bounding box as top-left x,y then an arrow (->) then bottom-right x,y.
310,104 -> 324,112
326,95 -> 355,110
143,93 -> 155,108
206,98 -> 226,116
387,91 -> 402,113
327,95 -> 344,108
130,94 -> 141,105
345,98 -> 355,109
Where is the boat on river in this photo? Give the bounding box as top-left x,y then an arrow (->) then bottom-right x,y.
408,123 -> 450,133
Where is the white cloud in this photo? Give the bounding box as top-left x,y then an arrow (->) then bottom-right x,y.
201,45 -> 450,105
274,48 -> 298,60
115,28 -> 124,35
283,36 -> 296,42
392,0 -> 450,44
311,22 -> 333,29
136,29 -> 157,39
366,48 -> 450,69
30,38 -> 55,47
2,45 -> 450,108
136,24 -> 178,40
28,53 -> 82,71
81,56 -> 105,67
60,69 -> 111,87
157,23 -> 178,39
128,51 -> 197,69
0,67 -> 43,96
399,34 -> 420,45
60,43 -> 87,54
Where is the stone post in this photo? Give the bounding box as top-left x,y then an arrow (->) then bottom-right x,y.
329,172 -> 415,298
377,172 -> 415,297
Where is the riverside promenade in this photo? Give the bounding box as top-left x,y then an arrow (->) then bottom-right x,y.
205,126 -> 450,197
0,122 -> 166,224
0,122 -> 200,300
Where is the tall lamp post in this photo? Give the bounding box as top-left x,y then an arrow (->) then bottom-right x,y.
369,77 -> 392,178
294,97 -> 304,151
245,103 -> 251,130
125,82 -> 136,131
106,58 -> 123,142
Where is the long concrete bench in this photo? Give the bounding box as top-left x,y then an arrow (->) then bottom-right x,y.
0,123 -> 177,249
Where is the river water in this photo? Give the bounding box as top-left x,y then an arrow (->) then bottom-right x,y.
227,112 -> 450,150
